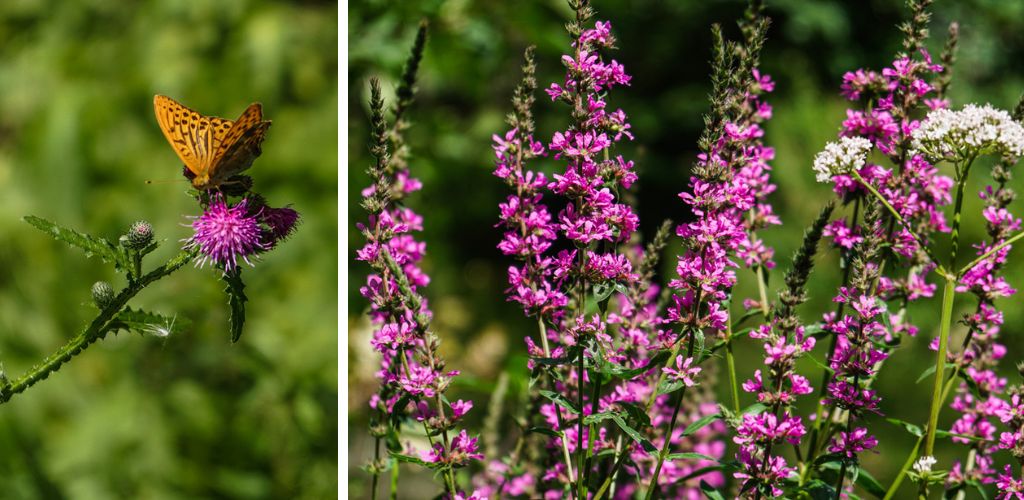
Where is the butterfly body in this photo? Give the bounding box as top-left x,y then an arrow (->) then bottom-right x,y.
153,95 -> 271,190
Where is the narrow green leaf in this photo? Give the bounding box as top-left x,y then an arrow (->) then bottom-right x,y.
916,365 -> 938,384
658,378 -> 688,396
700,480 -> 726,500
967,478 -> 990,500
583,412 -> 616,425
693,329 -> 706,358
741,403 -> 768,415
885,417 -> 923,437
805,354 -> 834,374
682,413 -> 721,437
678,464 -> 736,483
526,427 -> 561,438
110,307 -> 191,337
618,401 -> 651,428
223,268 -> 247,343
812,452 -> 846,467
667,452 -> 718,462
935,429 -> 983,442
801,479 -> 837,500
600,350 -> 670,380
539,390 -> 580,414
854,466 -> 886,498
610,414 -> 656,453
388,451 -> 435,469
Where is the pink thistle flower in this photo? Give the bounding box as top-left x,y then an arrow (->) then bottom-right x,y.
186,196 -> 266,271
261,205 -> 300,247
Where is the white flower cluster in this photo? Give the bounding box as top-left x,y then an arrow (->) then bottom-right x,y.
911,103 -> 1024,161
812,136 -> 874,183
912,455 -> 937,474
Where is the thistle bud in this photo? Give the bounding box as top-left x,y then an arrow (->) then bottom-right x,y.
125,220 -> 154,249
91,281 -> 115,308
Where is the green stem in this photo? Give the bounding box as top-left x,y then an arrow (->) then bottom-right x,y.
643,326 -> 697,500
924,278 -> 956,457
959,230 -> 1024,277
725,319 -> 741,415
645,384 -> 689,500
885,361 -> 966,499
372,438 -> 380,500
949,157 -> 975,268
0,251 -> 194,404
755,266 -> 771,317
576,337 -> 586,500
537,318 -> 577,491
583,370 -> 602,497
389,460 -> 398,500
882,435 -> 923,500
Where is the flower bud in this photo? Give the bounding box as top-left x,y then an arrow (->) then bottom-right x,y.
91,281 -> 115,308
125,220 -> 154,249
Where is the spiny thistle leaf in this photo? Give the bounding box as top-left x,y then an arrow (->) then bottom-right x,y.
24,215 -> 130,271
223,268 -> 247,343
110,307 -> 191,338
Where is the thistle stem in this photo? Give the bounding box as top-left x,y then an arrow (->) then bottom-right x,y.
0,251 -> 194,404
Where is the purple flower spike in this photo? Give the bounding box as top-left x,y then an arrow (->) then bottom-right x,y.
186,196 -> 265,271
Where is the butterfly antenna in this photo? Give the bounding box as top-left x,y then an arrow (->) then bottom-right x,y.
144,178 -> 181,185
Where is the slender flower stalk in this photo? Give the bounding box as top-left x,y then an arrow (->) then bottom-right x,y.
649,9 -> 775,498
358,33 -> 481,496
490,5 -> 649,497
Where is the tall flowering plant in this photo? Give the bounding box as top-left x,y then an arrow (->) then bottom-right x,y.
490,4 -> 656,497
352,1 -> 1024,499
355,24 -> 485,500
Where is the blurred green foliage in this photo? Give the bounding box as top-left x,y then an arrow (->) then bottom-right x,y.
348,0 -> 1024,498
0,1 -> 337,498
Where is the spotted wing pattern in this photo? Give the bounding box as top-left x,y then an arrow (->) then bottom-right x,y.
153,95 -> 234,182
207,103 -> 271,186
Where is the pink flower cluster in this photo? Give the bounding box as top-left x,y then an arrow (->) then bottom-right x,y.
358,141 -> 478,468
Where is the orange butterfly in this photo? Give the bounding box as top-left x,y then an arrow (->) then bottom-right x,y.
153,95 -> 271,190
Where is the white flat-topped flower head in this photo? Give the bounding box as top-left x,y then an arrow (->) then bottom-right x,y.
812,136 -> 874,183
913,455 -> 937,474
912,103 -> 1024,162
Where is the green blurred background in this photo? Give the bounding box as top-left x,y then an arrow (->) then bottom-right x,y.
0,1 -> 338,499
348,0 -> 1024,498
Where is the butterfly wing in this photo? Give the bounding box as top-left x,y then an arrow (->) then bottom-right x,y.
208,102 -> 271,185
153,95 -> 234,184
